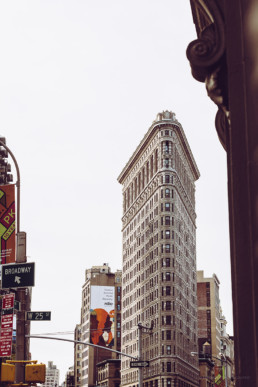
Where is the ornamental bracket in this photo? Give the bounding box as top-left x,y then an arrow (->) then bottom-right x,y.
186,0 -> 229,150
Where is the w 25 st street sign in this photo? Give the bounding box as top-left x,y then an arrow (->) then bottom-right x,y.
1,262 -> 35,288
26,312 -> 51,321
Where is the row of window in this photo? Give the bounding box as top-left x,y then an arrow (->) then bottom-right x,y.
143,378 -> 172,387
123,149 -> 159,211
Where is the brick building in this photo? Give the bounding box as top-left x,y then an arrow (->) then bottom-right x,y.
197,271 -> 220,361
79,264 -> 122,386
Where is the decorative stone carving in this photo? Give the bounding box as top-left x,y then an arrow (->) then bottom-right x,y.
187,0 -> 229,150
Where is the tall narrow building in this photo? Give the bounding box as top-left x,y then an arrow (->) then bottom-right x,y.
80,264 -> 122,387
196,271 -> 221,360
118,111 -> 200,387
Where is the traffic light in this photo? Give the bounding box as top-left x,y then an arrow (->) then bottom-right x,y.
0,136 -> 13,184
1,362 -> 15,383
25,363 -> 46,383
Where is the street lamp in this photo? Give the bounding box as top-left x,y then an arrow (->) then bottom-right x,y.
0,138 -> 30,383
191,351 -> 228,387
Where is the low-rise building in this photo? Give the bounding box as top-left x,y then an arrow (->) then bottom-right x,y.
78,263 -> 122,386
97,359 -> 121,387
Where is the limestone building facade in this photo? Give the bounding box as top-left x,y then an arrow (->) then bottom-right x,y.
118,111 -> 200,387
41,361 -> 60,387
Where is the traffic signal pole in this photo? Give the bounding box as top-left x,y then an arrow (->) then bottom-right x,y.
27,335 -> 138,359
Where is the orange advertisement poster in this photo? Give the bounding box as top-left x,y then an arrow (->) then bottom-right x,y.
90,286 -> 115,348
0,185 -> 15,264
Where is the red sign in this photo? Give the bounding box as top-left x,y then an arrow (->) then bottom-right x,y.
0,337 -> 12,357
0,184 -> 16,263
2,293 -> 14,309
0,328 -> 12,338
0,294 -> 14,357
1,314 -> 13,330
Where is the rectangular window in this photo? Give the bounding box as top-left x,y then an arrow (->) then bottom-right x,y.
166,316 -> 171,325
165,216 -> 170,225
165,244 -> 170,253
165,230 -> 170,239
166,345 -> 171,355
165,203 -> 170,211
165,189 -> 170,197
206,292 -> 211,307
165,175 -> 170,183
166,330 -> 171,340
167,362 -> 171,372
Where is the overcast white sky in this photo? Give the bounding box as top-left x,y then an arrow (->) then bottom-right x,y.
0,1 -> 231,383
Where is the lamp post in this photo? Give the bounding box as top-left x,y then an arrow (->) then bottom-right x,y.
191,352 -> 228,387
138,322 -> 153,387
0,139 -> 29,383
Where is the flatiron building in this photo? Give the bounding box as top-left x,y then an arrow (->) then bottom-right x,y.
118,111 -> 200,387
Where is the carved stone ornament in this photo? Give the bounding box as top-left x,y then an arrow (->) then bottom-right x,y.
187,0 -> 229,150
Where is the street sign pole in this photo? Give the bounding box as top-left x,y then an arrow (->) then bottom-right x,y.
137,322 -> 153,387
0,140 -> 29,383
138,324 -> 143,387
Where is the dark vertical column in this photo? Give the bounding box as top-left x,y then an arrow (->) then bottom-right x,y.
224,0 -> 258,385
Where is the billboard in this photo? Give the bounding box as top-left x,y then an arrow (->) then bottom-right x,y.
0,185 -> 15,264
214,365 -> 225,387
90,286 -> 115,348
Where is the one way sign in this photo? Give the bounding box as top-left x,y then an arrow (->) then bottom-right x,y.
1,262 -> 35,288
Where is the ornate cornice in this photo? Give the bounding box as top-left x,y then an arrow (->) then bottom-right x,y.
187,0 -> 229,150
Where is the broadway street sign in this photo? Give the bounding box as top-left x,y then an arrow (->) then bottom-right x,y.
1,262 -> 35,288
130,361 -> 150,368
